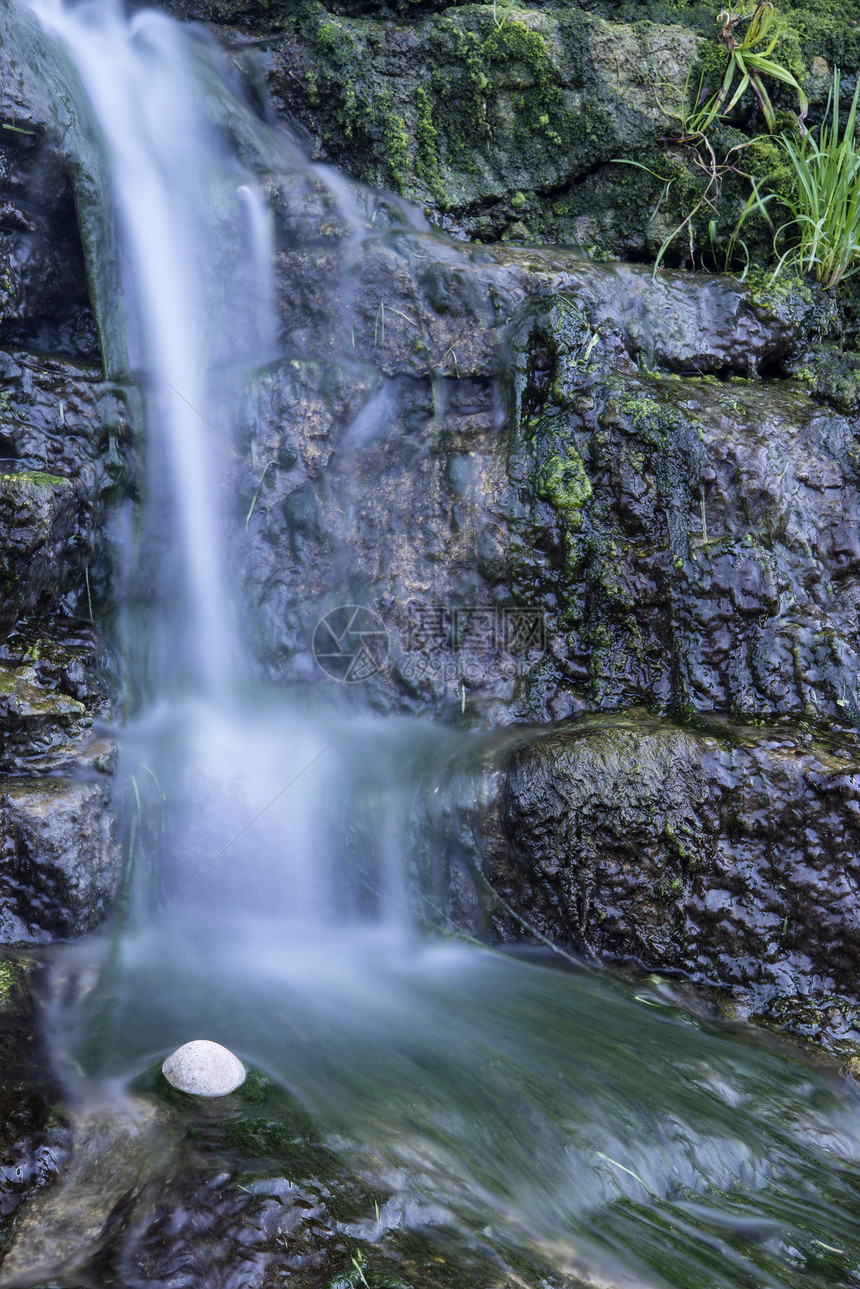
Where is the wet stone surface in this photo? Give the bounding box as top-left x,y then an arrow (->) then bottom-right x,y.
242,202 -> 834,717
486,710 -> 860,1049
0,90 -> 98,363
0,775 -> 119,944
4,1066 -> 535,1289
0,620 -> 117,946
0,87 -> 126,947
506,292 -> 860,726
0,957 -> 69,1258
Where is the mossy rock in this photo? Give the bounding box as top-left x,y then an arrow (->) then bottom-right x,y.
268,6 -> 706,252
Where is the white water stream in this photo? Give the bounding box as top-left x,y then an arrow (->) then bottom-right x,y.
9,2 -> 860,1286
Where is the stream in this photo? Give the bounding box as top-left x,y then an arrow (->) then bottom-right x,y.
3,1 -> 860,1287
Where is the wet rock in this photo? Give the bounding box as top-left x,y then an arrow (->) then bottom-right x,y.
486,711 -> 860,1044
0,776 -> 120,943
0,349 -> 127,479
277,233 -> 818,384
162,1040 -> 247,1097
0,349 -> 130,631
0,1099 -> 167,1288
0,956 -> 67,1244
0,468 -> 82,641
0,621 -> 111,772
0,618 -> 118,944
0,116 -> 94,362
244,208 -> 834,717
509,293 -> 860,726
267,8 -> 704,253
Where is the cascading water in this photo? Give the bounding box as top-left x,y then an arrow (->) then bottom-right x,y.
7,1 -> 860,1286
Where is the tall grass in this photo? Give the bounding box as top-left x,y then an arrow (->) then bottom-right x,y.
771,70 -> 860,287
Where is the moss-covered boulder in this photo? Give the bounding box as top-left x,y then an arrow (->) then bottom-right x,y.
267,6 -> 705,252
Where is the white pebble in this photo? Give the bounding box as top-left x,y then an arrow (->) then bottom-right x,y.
161,1039 -> 246,1097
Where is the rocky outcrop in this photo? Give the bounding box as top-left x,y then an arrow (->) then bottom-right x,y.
0,957 -> 68,1253
483,711 -> 860,1049
239,168 -> 860,1042
240,192 -> 851,724
0,1100 -> 166,1286
0,29 -> 124,945
267,7 -> 703,253
156,0 -> 860,266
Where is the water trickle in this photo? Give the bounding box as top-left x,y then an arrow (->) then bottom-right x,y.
8,2 -> 860,1286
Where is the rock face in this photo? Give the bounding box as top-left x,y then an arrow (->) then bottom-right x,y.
156,0 -> 860,263
267,7 -> 702,253
240,199 -> 844,719
483,712 -> 860,1047
0,958 -> 68,1246
235,159 -> 860,1045
0,17 -> 124,946
510,288 -> 860,727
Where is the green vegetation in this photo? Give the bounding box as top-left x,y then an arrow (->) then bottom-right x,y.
687,1 -> 807,136
621,1 -> 810,274
770,69 -> 860,286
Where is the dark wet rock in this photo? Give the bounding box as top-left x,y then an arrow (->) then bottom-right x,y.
0,18 -> 137,955
0,468 -> 82,642
83,1066 -> 550,1289
0,349 -> 127,479
78,1067 -> 378,1288
0,776 -> 119,944
0,622 -> 112,776
238,351 -> 525,710
485,711 -> 860,1048
244,210 -> 846,721
509,290 -> 860,726
0,102 -> 97,363
0,618 -> 117,945
0,956 -> 68,1253
0,1099 -> 167,1288
276,238 -> 822,383
94,1165 -> 359,1289
0,349 -> 130,630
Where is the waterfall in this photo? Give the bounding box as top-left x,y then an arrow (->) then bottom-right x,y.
28,0 -> 275,698
9,3 -> 860,1287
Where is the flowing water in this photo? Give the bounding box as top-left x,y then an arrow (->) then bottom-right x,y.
8,2 -> 860,1286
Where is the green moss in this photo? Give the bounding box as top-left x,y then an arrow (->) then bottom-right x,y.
0,957 -> 35,1011
482,18 -> 563,145
536,448 -> 593,530
414,86 -> 447,206
0,469 -> 68,488
382,99 -> 410,188
794,344 -> 860,414
315,18 -> 355,60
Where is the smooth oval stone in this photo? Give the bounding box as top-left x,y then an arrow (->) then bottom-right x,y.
161,1039 -> 246,1097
